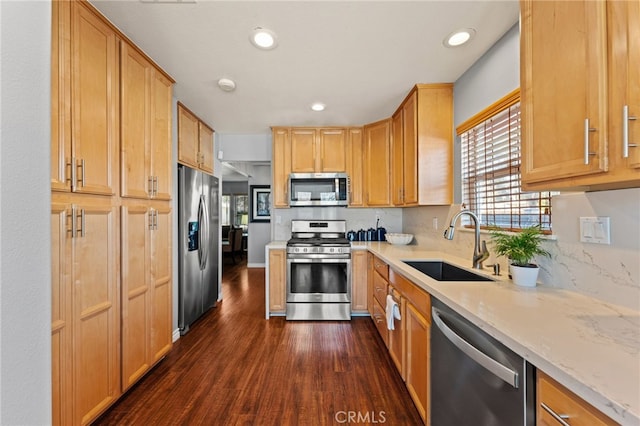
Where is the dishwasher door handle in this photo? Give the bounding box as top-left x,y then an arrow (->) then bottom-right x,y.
432,307 -> 519,388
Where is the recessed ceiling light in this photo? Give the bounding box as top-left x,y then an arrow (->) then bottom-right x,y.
250,27 -> 277,50
311,103 -> 326,112
217,78 -> 236,92
443,28 -> 476,48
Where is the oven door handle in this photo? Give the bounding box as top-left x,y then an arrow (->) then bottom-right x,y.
432,307 -> 519,389
287,256 -> 351,262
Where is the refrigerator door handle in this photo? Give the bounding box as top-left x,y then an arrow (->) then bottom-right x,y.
198,194 -> 209,270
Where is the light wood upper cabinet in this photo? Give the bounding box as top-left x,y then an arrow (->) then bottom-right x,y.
178,103 -> 214,174
268,249 -> 286,313
318,128 -> 347,172
290,128 -> 348,173
364,118 -> 392,206
290,128 -> 317,173
520,0 -> 640,191
51,0 -> 71,193
272,128 -> 291,208
392,84 -> 453,206
120,43 -> 174,200
537,371 -> 617,426
346,128 -> 364,207
69,1 -> 119,196
198,122 -> 215,174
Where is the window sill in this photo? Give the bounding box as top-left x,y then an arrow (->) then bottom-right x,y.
457,226 -> 558,241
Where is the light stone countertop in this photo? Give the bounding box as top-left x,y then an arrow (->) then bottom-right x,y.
360,241 -> 639,426
266,241 -> 640,424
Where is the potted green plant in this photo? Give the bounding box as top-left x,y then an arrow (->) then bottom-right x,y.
490,225 -> 551,287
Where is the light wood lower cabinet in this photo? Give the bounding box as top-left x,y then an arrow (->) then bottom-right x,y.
405,301 -> 430,423
268,248 -> 286,313
52,194 -> 121,425
120,201 -> 173,391
351,250 -> 368,313
387,286 -> 405,377
537,371 -> 617,426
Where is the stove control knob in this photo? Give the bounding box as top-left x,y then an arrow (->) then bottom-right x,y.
303,248 -> 307,253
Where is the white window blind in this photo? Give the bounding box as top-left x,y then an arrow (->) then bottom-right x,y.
460,101 -> 554,232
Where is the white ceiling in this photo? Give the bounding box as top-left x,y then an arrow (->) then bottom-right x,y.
91,0 -> 519,135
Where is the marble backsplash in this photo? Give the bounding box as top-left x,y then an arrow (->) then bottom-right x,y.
402,188 -> 640,311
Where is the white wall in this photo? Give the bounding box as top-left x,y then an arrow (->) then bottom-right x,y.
248,165 -> 272,266
403,23 -> 640,311
0,1 -> 52,423
217,133 -> 272,162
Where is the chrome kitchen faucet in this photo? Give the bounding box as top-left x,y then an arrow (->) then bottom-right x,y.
444,209 -> 490,270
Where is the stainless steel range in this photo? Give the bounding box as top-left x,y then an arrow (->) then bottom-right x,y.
286,220 -> 351,320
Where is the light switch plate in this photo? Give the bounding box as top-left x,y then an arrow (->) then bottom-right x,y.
579,217 -> 611,244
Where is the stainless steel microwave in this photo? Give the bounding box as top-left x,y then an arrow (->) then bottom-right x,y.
288,173 -> 349,207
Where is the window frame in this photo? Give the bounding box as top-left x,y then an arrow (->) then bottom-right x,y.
457,89 -> 555,234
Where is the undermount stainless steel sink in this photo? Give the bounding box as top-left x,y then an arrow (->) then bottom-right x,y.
403,261 -> 493,282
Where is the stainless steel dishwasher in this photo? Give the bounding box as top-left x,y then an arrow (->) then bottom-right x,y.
430,298 -> 535,426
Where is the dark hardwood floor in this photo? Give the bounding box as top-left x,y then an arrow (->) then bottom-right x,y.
94,259 -> 423,425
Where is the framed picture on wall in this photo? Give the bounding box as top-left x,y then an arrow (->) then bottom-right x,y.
250,185 -> 271,222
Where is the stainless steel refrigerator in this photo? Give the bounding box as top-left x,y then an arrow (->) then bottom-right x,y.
178,164 -> 219,335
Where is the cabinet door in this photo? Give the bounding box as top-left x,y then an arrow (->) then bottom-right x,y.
71,199 -> 120,424
391,111 -> 404,205
402,92 -> 419,205
272,128 -> 291,208
71,2 -> 119,195
150,204 -> 173,362
120,43 -> 151,199
609,0 -> 640,176
120,203 -> 150,390
387,289 -> 404,377
51,202 -> 72,426
291,128 -> 317,173
269,249 -> 286,312
51,0 -> 71,192
405,302 -> 429,422
151,71 -> 173,200
350,250 -> 368,312
318,128 -> 347,172
177,103 -> 199,169
199,122 -> 214,174
364,119 -> 392,206
520,0 -> 607,184
346,128 -> 364,207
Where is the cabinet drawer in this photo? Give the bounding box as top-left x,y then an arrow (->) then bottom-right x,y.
371,298 -> 388,346
537,371 -> 617,426
372,256 -> 389,280
389,269 -> 430,320
373,271 -> 388,307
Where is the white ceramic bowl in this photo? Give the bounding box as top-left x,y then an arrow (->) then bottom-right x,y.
385,233 -> 413,245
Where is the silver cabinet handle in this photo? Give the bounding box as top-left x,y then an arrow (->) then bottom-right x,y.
153,176 -> 158,196
623,105 -> 638,158
68,157 -> 77,190
71,206 -> 77,238
432,307 -> 519,388
540,402 -> 571,426
78,159 -> 85,188
149,209 -> 154,230
80,208 -> 85,237
148,176 -> 154,196
584,118 -> 596,165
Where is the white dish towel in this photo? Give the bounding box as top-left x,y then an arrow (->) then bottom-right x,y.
386,294 -> 401,330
